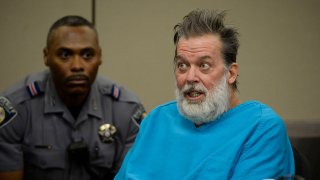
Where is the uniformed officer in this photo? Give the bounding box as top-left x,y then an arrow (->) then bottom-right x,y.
0,15 -> 145,180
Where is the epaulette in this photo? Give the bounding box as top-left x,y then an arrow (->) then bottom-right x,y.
0,71 -> 48,107
1,82 -> 39,106
100,84 -> 122,100
119,87 -> 140,103
111,84 -> 121,100
96,76 -> 140,103
26,81 -> 44,98
100,84 -> 140,103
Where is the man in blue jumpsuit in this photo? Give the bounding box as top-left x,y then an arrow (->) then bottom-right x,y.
115,9 -> 295,179
0,15 -> 145,180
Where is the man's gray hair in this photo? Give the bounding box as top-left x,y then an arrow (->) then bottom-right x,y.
173,9 -> 239,90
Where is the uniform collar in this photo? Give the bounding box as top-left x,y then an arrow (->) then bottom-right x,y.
44,76 -> 103,120
85,82 -> 103,119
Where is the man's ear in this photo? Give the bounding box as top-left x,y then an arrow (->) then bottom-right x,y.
227,63 -> 238,85
43,48 -> 49,66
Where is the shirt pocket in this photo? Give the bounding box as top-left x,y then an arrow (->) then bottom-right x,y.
23,147 -> 65,180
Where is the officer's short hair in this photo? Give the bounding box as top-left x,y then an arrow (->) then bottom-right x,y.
173,9 -> 239,90
46,15 -> 98,48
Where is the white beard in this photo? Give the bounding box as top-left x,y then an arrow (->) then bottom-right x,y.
176,74 -> 230,125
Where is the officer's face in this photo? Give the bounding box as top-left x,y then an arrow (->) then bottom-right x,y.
44,26 -> 101,98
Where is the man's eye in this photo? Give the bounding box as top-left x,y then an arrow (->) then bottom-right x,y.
177,63 -> 187,70
200,63 -> 210,70
59,50 -> 71,59
82,51 -> 94,60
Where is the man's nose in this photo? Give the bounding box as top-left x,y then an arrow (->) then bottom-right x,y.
186,67 -> 199,84
70,56 -> 84,71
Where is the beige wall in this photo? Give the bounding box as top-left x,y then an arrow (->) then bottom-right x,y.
1,0 -> 319,122
0,0 -> 91,90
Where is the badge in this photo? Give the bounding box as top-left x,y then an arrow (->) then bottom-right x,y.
0,97 -> 18,128
0,107 -> 5,123
98,124 -> 117,143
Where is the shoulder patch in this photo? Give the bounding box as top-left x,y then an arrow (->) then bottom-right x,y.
0,97 -> 18,128
26,81 -> 44,97
131,105 -> 147,127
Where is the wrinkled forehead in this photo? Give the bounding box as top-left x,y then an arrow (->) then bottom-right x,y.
176,34 -> 222,55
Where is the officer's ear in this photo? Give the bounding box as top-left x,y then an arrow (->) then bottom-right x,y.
43,47 -> 49,66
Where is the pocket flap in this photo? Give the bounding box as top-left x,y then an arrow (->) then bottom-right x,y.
24,148 -> 65,169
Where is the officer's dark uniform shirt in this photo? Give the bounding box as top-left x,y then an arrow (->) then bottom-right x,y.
0,70 -> 145,180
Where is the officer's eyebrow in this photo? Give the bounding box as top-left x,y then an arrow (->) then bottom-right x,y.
57,46 -> 96,51
56,47 -> 72,51
81,47 -> 95,52
56,47 -> 73,53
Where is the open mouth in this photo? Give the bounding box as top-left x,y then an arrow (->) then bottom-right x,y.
188,91 -> 202,97
184,89 -> 205,103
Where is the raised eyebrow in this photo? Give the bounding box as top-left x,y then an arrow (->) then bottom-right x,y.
174,55 -> 186,62
198,55 -> 212,62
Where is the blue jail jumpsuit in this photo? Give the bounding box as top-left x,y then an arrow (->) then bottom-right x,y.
115,100 -> 295,180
